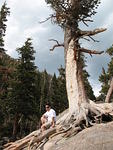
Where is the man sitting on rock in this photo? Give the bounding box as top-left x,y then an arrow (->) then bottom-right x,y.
41,103 -> 56,132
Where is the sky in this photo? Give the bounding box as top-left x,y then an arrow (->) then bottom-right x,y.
0,0 -> 113,96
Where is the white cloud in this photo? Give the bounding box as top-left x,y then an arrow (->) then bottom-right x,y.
0,0 -> 53,57
24,25 -> 49,37
89,79 -> 98,95
102,12 -> 113,29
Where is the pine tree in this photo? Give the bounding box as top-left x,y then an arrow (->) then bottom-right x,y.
16,38 -> 37,114
0,2 -> 10,95
82,56 -> 96,100
49,73 -> 60,114
40,70 -> 50,115
99,45 -> 113,102
83,69 -> 96,100
99,68 -> 109,100
0,2 -> 10,52
35,70 -> 42,116
0,3 -> 10,134
9,38 -> 37,139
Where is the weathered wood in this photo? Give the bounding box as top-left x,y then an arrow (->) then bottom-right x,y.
79,28 -> 107,37
65,37 -> 88,114
4,128 -> 56,150
28,128 -> 56,149
79,48 -> 104,55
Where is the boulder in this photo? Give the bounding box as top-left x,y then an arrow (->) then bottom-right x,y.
44,121 -> 113,150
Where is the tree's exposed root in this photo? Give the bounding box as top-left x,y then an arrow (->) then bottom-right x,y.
4,101 -> 113,150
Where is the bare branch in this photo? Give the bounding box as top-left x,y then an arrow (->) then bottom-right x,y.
79,28 -> 107,37
89,36 -> 99,42
50,45 -> 64,51
81,37 -> 90,42
82,20 -> 89,27
79,48 -> 104,55
83,19 -> 93,22
39,14 -> 56,23
49,39 -> 64,51
49,39 -> 59,45
79,15 -> 94,26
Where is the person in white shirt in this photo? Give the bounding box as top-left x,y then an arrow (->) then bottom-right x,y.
41,103 -> 56,132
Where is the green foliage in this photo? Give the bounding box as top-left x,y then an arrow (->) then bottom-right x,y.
45,0 -> 100,28
0,4 -> 11,137
39,70 -> 51,115
0,2 -> 10,97
3,39 -> 39,138
81,54 -> 96,100
83,69 -> 96,100
0,106 -> 4,124
0,55 -> 17,138
0,2 -> 10,103
106,44 -> 113,56
99,69 -> 109,97
99,45 -> 113,101
0,2 -> 10,52
11,38 -> 37,116
49,73 -> 60,114
39,67 -> 68,116
107,46 -> 113,77
0,54 -> 69,139
38,66 -> 68,115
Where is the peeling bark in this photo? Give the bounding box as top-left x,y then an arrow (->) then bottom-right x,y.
64,28 -> 88,115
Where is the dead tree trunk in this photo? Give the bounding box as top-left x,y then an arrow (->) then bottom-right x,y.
59,27 -> 108,124
105,77 -> 113,103
65,28 -> 88,115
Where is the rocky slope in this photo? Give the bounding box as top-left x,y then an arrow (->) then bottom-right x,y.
44,121 -> 113,150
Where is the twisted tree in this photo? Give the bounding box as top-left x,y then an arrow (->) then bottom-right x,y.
44,0 -> 109,123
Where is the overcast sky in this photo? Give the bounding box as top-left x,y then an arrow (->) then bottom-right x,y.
0,0 -> 113,96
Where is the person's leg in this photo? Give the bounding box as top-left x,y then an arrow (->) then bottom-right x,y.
41,116 -> 46,125
41,121 -> 52,132
41,124 -> 46,132
40,116 -> 47,132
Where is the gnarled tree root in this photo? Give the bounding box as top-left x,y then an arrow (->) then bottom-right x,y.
4,101 -> 113,150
